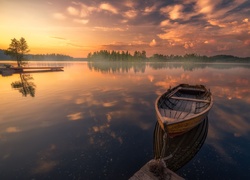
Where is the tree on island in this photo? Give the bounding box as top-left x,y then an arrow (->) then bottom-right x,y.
5,37 -> 29,67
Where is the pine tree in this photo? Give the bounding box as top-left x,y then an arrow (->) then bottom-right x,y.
5,37 -> 30,67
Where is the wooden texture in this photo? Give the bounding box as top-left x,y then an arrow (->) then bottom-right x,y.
10,67 -> 64,70
1,67 -> 64,76
170,96 -> 210,103
155,84 -> 213,136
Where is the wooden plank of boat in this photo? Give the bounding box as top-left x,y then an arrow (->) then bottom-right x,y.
129,160 -> 184,180
179,87 -> 206,92
170,96 -> 210,103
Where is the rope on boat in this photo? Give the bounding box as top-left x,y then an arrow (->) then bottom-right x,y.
159,125 -> 172,167
150,122 -> 173,179
160,133 -> 168,161
160,132 -> 173,163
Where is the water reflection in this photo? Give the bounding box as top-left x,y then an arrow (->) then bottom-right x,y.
87,61 -> 250,107
149,62 -> 250,71
11,73 -> 36,97
153,117 -> 208,171
88,61 -> 146,73
88,61 -> 250,73
0,61 -> 250,179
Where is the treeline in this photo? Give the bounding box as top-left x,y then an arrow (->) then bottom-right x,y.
150,53 -> 250,62
0,49 -> 11,60
26,53 -> 73,61
150,53 -> 207,61
88,50 -> 250,63
0,49 -> 73,61
87,50 -> 146,61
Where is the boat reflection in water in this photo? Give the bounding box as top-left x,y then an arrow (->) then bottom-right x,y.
153,116 -> 208,171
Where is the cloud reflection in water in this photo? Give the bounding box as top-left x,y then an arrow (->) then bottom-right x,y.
0,62 -> 250,179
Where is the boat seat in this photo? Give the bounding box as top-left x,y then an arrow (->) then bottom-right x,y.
170,96 -> 210,103
159,108 -> 191,120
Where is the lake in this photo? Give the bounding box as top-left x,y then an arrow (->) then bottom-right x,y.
0,61 -> 250,179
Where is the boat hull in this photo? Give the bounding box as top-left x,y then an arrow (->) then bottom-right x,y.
156,111 -> 208,137
155,84 -> 213,137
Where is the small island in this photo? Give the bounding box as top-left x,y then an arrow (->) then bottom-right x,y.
0,38 -> 64,76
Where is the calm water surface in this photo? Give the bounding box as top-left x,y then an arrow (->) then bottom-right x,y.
0,61 -> 250,179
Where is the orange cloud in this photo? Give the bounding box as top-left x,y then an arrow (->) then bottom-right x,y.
67,112 -> 83,121
102,101 -> 117,107
99,3 -> 118,14
243,18 -> 248,23
207,19 -> 226,27
94,27 -> 125,32
184,42 -> 194,49
143,5 -> 157,15
67,6 -> 79,16
1,0 -> 250,57
160,20 -> 171,27
196,0 -> 218,14
6,127 -> 21,133
123,10 -> 137,19
149,39 -> 157,47
73,19 -> 89,24
160,4 -> 185,20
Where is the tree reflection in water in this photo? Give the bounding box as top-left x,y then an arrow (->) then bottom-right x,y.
11,73 -> 36,97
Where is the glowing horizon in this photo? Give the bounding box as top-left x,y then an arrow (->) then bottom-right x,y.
1,0 -> 250,58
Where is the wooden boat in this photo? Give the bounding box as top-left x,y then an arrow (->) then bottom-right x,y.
155,84 -> 213,137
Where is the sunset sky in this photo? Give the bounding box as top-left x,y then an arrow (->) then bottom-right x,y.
1,0 -> 250,58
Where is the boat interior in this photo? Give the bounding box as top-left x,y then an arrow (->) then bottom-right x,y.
158,86 -> 211,121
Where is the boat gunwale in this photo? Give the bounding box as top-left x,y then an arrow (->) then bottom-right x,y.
155,84 -> 213,130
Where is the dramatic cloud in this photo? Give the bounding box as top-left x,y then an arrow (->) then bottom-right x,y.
74,2 -> 97,17
149,39 -> 157,47
67,6 -> 79,16
93,26 -> 125,32
99,3 -> 118,14
143,5 -> 157,15
123,10 -> 137,19
160,4 -> 185,20
1,0 -> 250,57
196,0 -> 219,14
243,18 -> 248,23
67,112 -> 83,121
